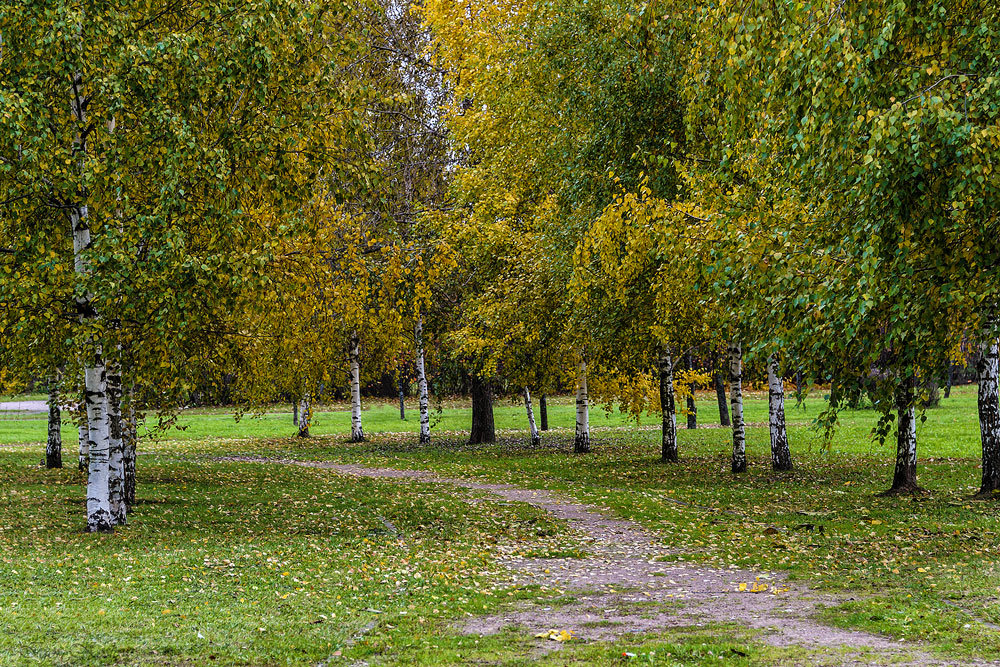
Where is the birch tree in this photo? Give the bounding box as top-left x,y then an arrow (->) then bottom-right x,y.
574,359 -> 590,454
523,387 -> 540,447
659,351 -> 678,462
978,337 -> 1000,497
415,318 -> 431,444
349,334 -> 365,442
767,354 -> 792,471
46,379 -> 62,469
729,342 -> 746,474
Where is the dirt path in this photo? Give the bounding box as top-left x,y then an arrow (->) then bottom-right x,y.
220,455 -> 972,665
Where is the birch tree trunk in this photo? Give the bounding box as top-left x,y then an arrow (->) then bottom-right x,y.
106,361 -> 126,525
524,387 -> 540,446
977,338 -> 1000,497
46,380 -> 62,469
539,394 -> 549,431
69,64 -> 113,532
349,334 -> 364,443
686,354 -> 697,429
83,362 -> 113,532
884,377 -> 921,494
123,389 -> 137,509
469,375 -> 495,444
415,319 -> 431,444
729,342 -> 747,473
297,393 -> 311,438
574,359 -> 590,453
767,354 -> 793,471
659,351 -> 678,462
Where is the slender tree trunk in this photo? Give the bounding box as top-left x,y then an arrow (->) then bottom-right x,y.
349,334 -> 364,442
767,354 -> 792,471
575,359 -> 590,453
106,361 -> 126,525
415,318 -> 431,444
399,376 -> 406,420
524,388 -> 540,446
714,362 -> 730,427
46,380 -> 62,469
686,354 -> 697,429
884,377 -> 921,494
69,65 -> 113,532
945,364 -> 954,399
297,393 -> 311,438
469,375 -> 495,444
540,394 -> 549,431
977,338 -> 1000,497
730,342 -> 746,473
292,399 -> 298,427
659,351 -> 678,462
123,388 -> 136,509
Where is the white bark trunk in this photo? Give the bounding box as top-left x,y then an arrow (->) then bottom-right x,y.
415,318 -> 431,444
888,377 -> 920,493
524,387 -> 540,446
978,338 -> 1000,495
106,360 -> 126,525
574,359 -> 590,453
123,386 -> 137,508
349,334 -> 364,442
83,362 -> 113,531
297,393 -> 311,438
70,62 -> 113,532
729,342 -> 746,473
46,380 -> 62,469
767,353 -> 792,471
659,350 -> 677,462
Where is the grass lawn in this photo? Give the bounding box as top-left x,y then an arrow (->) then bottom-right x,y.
1,384 -> 998,664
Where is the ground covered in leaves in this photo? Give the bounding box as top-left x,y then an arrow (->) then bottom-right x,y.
2,385 -> 999,665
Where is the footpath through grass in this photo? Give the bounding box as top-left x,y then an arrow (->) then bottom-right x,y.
160,384 -> 1000,662
1,384 -> 997,664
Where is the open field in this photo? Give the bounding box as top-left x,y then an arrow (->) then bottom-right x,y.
1,384 -> 998,665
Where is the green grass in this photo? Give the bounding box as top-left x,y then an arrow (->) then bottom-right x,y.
138,384 -> 999,662
2,394 -> 664,445
1,384 -> 996,664
0,448 -> 580,665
